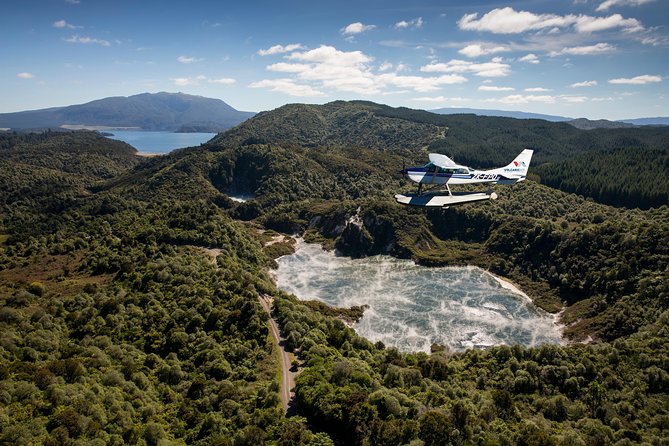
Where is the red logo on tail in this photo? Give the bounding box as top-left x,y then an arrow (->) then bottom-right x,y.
513,161 -> 519,166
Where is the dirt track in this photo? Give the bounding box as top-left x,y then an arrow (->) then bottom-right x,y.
258,294 -> 296,414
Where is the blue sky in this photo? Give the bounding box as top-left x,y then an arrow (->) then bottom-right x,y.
2,0 -> 668,119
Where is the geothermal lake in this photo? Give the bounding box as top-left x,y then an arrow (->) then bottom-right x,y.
106,130 -> 216,154
274,240 -> 562,353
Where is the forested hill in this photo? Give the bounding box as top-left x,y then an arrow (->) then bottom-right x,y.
211,100 -> 447,153
0,92 -> 255,132
1,103 -> 668,444
209,100 -> 669,209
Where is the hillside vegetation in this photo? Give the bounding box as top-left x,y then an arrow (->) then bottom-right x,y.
1,103 -> 668,445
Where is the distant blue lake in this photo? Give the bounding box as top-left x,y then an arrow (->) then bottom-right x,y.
106,130 -> 217,154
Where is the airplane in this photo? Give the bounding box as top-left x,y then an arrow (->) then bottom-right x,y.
395,149 -> 533,207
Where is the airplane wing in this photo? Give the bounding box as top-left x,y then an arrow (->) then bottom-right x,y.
428,153 -> 458,168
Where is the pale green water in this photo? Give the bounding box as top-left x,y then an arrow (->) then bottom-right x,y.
107,130 -> 216,154
274,240 -> 562,353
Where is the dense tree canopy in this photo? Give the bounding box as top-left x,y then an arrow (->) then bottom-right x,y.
1,102 -> 668,444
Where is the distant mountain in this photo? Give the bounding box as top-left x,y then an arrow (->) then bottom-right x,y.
0,92 -> 255,132
430,107 -> 571,122
568,118 -> 636,130
619,117 -> 669,126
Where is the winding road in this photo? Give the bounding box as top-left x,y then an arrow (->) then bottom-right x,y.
258,294 -> 297,414
199,246 -> 297,414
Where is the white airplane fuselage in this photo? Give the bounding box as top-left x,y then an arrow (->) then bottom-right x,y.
404,149 -> 534,186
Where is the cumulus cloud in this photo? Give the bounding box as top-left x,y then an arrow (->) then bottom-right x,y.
457,7 -> 643,34
420,58 -> 511,77
478,85 -> 515,91
519,53 -> 540,64
16,72 -> 35,79
394,17 -> 424,30
550,42 -> 616,56
609,74 -> 662,84
177,55 -> 203,64
64,35 -> 110,46
249,78 -> 325,96
458,43 -> 509,58
257,43 -> 304,56
525,87 -> 551,92
596,0 -> 654,12
340,22 -> 376,35
53,19 -> 79,29
208,78 -> 236,85
255,44 -> 470,96
571,80 -> 598,87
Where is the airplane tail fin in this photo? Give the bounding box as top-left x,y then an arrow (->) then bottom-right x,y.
502,149 -> 533,179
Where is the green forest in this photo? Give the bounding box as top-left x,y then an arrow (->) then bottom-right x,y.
1,102 -> 668,445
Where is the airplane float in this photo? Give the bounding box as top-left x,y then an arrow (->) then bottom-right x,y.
395,149 -> 533,207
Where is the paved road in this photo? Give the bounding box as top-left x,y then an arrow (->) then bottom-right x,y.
258,294 -> 296,414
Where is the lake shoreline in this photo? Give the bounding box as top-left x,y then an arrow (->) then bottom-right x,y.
274,238 -> 564,353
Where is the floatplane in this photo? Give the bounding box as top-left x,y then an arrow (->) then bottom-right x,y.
395,149 -> 533,207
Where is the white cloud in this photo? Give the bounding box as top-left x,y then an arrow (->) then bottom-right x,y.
379,61 -> 393,71
377,73 -> 467,92
457,7 -> 643,34
395,17 -> 424,30
525,87 -> 551,92
641,35 -> 669,46
269,45 -> 378,94
340,22 -> 376,35
64,35 -> 110,46
519,53 -> 539,64
596,0 -> 654,12
16,72 -> 35,79
575,14 -> 643,33
257,43 -> 304,56
571,80 -> 598,87
53,19 -> 79,29
65,0 -> 80,3
479,85 -> 515,91
412,96 -> 470,103
256,44 -> 470,96
550,42 -> 616,56
177,55 -> 203,64
267,62 -> 312,73
170,75 -> 206,86
420,58 -> 511,77
609,74 -> 662,84
208,78 -> 236,85
561,95 -> 589,102
458,43 -> 509,58
249,79 -> 325,97
495,94 -> 556,104
458,7 -> 577,34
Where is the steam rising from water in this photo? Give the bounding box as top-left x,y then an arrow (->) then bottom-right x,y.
274,240 -> 562,353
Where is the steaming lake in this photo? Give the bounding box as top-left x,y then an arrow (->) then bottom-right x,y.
274,240 -> 562,353
106,130 -> 216,154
